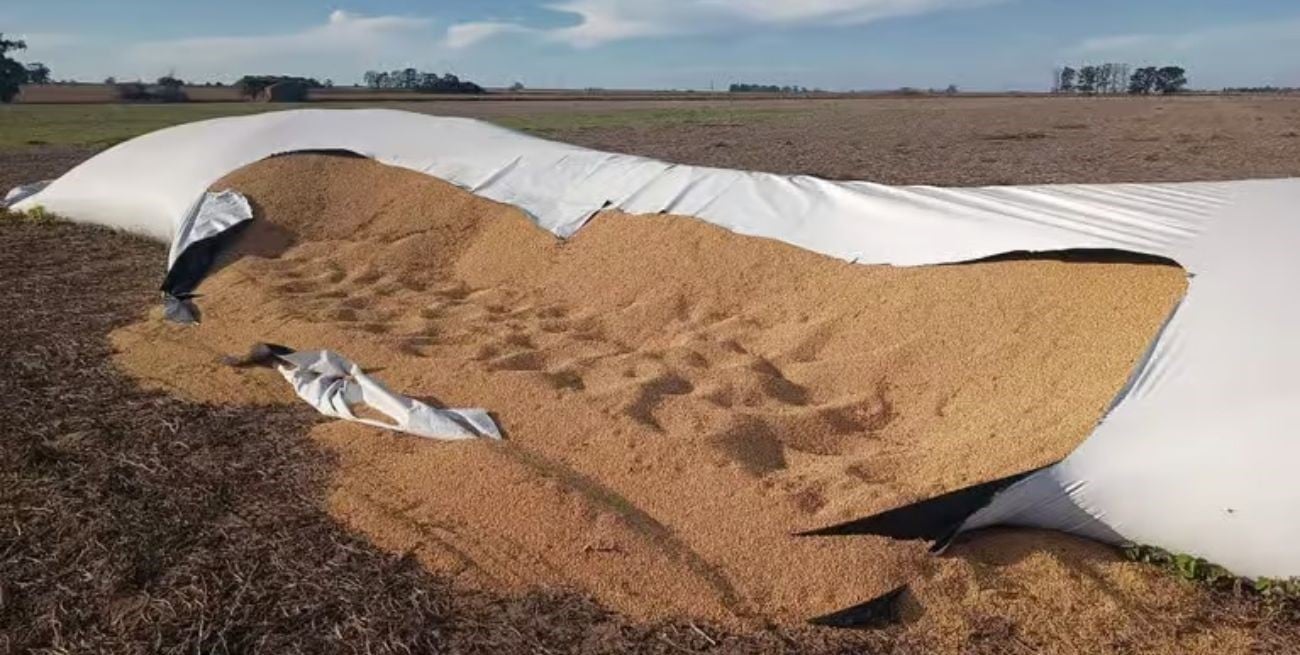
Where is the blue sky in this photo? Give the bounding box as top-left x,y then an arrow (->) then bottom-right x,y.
5,0 -> 1298,90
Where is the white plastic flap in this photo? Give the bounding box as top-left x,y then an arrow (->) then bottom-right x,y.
276,349 -> 502,441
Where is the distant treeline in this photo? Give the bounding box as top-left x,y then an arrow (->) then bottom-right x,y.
729,83 -> 812,94
730,83 -> 965,95
235,75 -> 327,98
99,74 -> 330,102
362,69 -> 484,94
1052,63 -> 1188,95
1223,86 -> 1300,94
237,75 -> 327,92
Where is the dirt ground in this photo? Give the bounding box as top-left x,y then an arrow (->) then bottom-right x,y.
0,145 -> 90,194
388,95 -> 1300,185
3,98 -> 1300,652
532,95 -> 1300,185
4,95 -> 1300,185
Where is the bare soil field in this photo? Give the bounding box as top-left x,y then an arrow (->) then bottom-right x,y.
475,95 -> 1300,185
4,95 -> 1299,184
3,98 -> 1300,653
0,145 -> 95,193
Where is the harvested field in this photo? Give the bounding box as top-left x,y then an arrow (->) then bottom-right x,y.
493,95 -> 1300,185
0,146 -> 93,196
4,95 -> 1300,184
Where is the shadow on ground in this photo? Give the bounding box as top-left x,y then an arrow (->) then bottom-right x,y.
0,216 -> 906,653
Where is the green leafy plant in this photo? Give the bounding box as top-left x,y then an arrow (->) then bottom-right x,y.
1124,544 -> 1300,606
10,204 -> 61,224
1254,577 -> 1300,602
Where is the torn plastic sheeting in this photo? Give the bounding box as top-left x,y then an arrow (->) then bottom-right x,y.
9,109 -> 1229,268
157,191 -> 256,325
2,181 -> 51,208
168,190 -> 253,268
956,180 -> 1300,578
276,349 -> 501,441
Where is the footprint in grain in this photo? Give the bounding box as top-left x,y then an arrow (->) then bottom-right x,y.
764,387 -> 895,456
543,367 -> 586,391
273,279 -> 319,295
708,415 -> 788,475
397,336 -> 436,358
621,372 -> 695,431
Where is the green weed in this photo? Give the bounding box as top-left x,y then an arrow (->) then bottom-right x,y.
1124,544 -> 1300,606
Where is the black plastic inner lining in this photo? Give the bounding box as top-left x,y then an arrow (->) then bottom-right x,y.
808,585 -> 908,628
798,464 -> 1053,547
960,247 -> 1180,267
161,220 -> 254,300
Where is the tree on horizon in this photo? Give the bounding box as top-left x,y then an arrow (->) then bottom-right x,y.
0,33 -> 30,102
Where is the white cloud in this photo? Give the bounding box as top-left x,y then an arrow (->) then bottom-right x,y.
444,21 -> 536,49
23,2 -> 1014,82
1072,19 -> 1300,57
122,10 -> 434,80
552,0 -> 1004,47
445,0 -> 1005,49
132,10 -> 429,58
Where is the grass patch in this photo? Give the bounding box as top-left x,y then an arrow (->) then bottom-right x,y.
0,104 -> 294,150
0,205 -> 57,225
0,104 -> 804,152
6,204 -> 60,224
